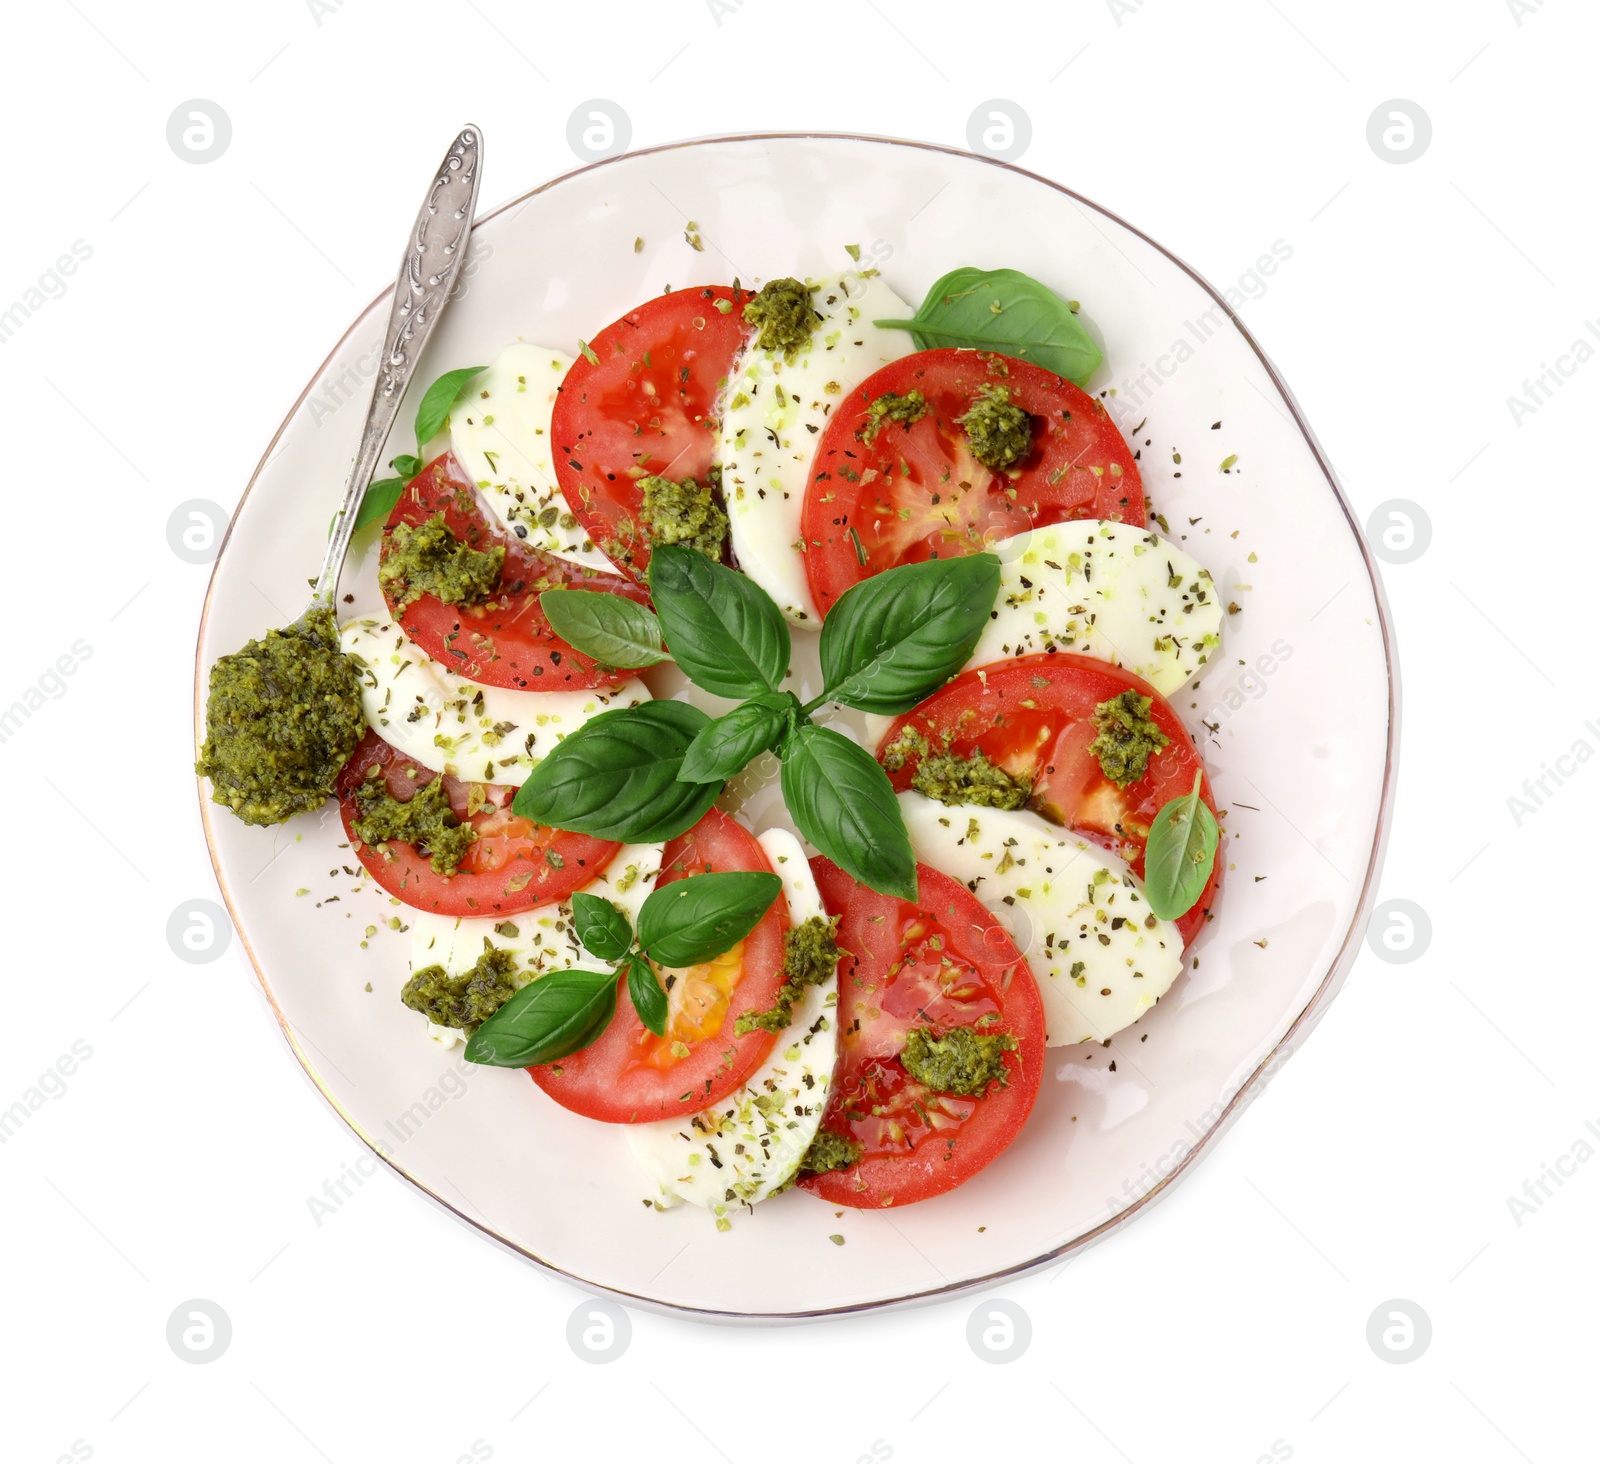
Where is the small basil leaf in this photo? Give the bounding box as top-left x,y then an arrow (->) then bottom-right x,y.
463,969 -> 617,1068
874,267 -> 1102,387
648,544 -> 790,700
780,725 -> 916,900
637,870 -> 783,968
818,555 -> 1001,715
570,890 -> 633,962
1142,772 -> 1220,921
625,952 -> 668,1037
510,701 -> 721,842
390,453 -> 424,481
415,365 -> 486,447
678,695 -> 792,784
337,477 -> 404,537
539,589 -> 668,669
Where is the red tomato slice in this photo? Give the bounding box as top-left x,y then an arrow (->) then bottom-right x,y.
381,453 -> 651,690
527,807 -> 790,1123
877,654 -> 1221,945
799,860 -> 1044,1209
801,348 -> 1145,616
335,730 -> 618,917
550,285 -> 750,583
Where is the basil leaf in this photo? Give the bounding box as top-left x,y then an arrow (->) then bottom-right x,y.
463,969 -> 617,1068
570,890 -> 633,962
1142,772 -> 1220,921
818,555 -> 1001,715
780,725 -> 916,900
637,870 -> 783,968
540,589 -> 668,669
414,365 -> 486,447
874,267 -> 1102,387
390,453 -> 424,481
511,701 -> 721,842
625,952 -> 668,1037
678,694 -> 793,784
648,544 -> 790,700
342,477 -> 403,536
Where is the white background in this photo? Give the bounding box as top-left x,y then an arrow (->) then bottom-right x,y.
1,0 -> 1593,1460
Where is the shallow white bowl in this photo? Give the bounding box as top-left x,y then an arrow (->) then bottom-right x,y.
195,133 -> 1397,1321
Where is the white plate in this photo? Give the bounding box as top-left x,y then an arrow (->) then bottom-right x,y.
195,133 -> 1397,1321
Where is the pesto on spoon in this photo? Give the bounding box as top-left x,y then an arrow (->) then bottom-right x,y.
196,125 -> 485,826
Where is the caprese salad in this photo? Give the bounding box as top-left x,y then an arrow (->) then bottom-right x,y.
197,253 -> 1229,1227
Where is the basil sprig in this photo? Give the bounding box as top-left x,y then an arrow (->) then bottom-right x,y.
649,546 -> 790,699
342,455 -> 425,536
463,869 -> 781,1062
875,267 -> 1102,387
1143,772 -> 1220,920
540,590 -> 669,669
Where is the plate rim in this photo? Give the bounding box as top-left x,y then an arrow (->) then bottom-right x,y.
193,128 -> 1401,1325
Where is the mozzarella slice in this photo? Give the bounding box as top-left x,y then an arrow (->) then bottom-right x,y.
970,522 -> 1223,695
449,343 -> 615,573
406,842 -> 663,1047
340,616 -> 648,785
897,793 -> 1183,1047
718,272 -> 917,625
626,829 -> 839,1217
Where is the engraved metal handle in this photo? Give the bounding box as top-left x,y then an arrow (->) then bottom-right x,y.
304,125 -> 483,617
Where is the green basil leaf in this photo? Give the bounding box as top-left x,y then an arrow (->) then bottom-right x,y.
874,267 -> 1102,387
511,701 -> 721,842
570,890 -> 633,962
539,590 -> 668,669
648,544 -> 790,700
817,555 -> 1001,715
463,968 -> 617,1067
1142,772 -> 1220,921
335,477 -> 404,538
636,869 -> 783,968
414,365 -> 486,447
780,725 -> 916,900
390,453 -> 424,481
625,952 -> 668,1037
678,694 -> 793,784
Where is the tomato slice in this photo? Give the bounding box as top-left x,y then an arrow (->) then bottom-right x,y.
798,860 -> 1044,1209
381,453 -> 651,690
527,807 -> 790,1123
877,654 -> 1221,944
335,730 -> 618,917
801,348 -> 1145,616
550,285 -> 750,583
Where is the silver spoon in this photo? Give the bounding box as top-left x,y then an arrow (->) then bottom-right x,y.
198,125 -> 484,825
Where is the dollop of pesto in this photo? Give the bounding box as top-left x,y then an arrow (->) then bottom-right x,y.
900,1024 -> 1018,1097
735,915 -> 840,1035
799,1128 -> 862,1176
378,511 -> 503,612
196,606 -> 365,827
742,277 -> 820,360
351,767 -> 477,875
639,473 -> 729,560
860,389 -> 928,445
401,947 -> 518,1031
880,723 -> 930,773
957,385 -> 1033,470
1088,689 -> 1170,788
911,749 -> 1032,811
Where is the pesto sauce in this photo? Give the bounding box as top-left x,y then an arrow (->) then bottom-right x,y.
196,606 -> 365,827
1088,689 -> 1170,788
860,389 -> 928,445
900,1024 -> 1018,1097
735,915 -> 840,1035
799,1128 -> 862,1175
742,277 -> 821,360
378,511 -> 504,612
401,947 -> 518,1030
880,723 -> 931,773
638,473 -> 729,560
351,767 -> 477,875
957,385 -> 1033,470
911,749 -> 1031,811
